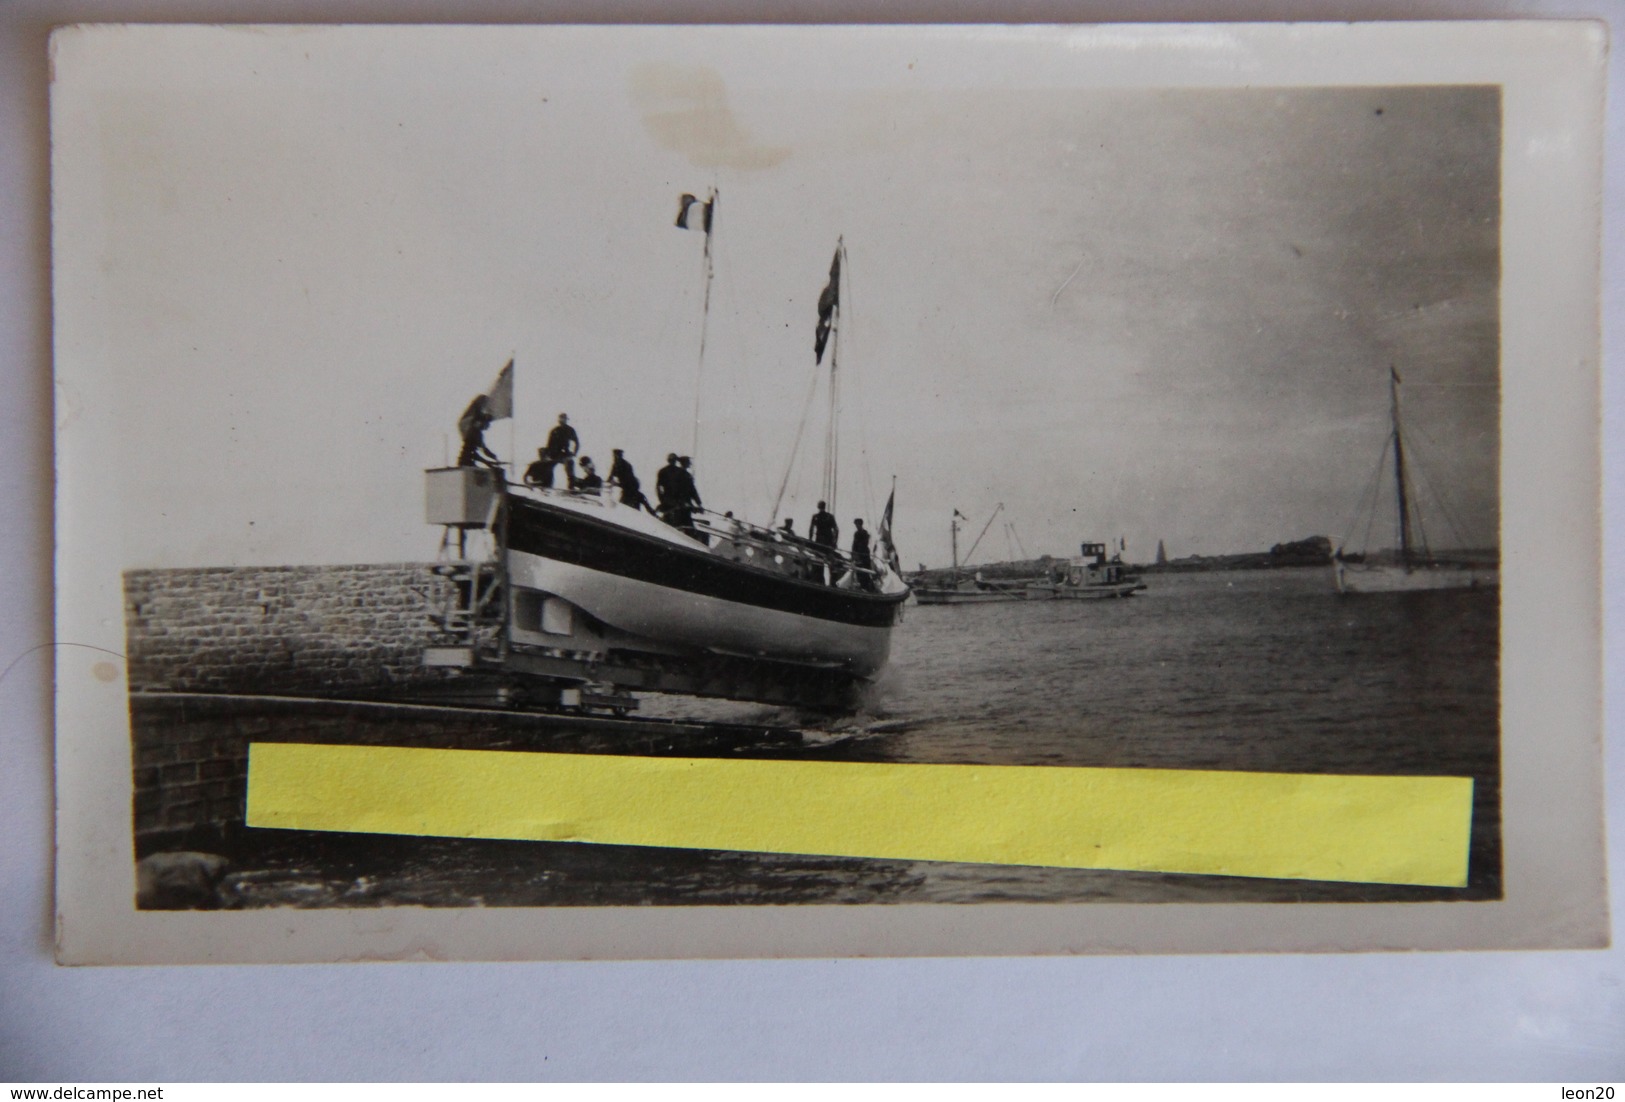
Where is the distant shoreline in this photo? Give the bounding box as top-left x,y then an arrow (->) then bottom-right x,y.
907,537 -> 1501,585
908,536 -> 1336,586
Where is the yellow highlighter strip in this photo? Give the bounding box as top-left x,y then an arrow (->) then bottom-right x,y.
247,742 -> 1474,887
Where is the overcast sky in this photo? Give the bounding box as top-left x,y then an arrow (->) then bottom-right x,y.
59,26 -> 1500,569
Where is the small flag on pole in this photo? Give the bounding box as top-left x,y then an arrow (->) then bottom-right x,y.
814,245 -> 841,364
676,193 -> 714,233
484,359 -> 514,421
879,487 -> 902,573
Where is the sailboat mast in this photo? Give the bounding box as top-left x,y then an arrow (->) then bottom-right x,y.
1389,366 -> 1414,568
690,189 -> 718,461
820,239 -> 845,512
771,236 -> 844,525
951,514 -> 960,580
823,318 -> 839,510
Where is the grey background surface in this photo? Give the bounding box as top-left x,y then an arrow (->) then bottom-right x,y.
3,0 -> 1622,1082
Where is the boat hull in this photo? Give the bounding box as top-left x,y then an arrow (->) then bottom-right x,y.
913,581 -> 1144,604
504,493 -> 906,677
1025,581 -> 1145,600
913,584 -> 1029,605
1334,561 -> 1499,594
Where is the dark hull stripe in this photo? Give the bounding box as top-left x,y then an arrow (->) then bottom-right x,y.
504,495 -> 907,629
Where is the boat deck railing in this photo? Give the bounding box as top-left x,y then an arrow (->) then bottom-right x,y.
690,508 -> 894,592
510,481 -> 897,593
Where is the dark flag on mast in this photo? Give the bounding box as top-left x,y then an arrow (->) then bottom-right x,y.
675,192 -> 714,233
814,246 -> 841,363
878,486 -> 901,574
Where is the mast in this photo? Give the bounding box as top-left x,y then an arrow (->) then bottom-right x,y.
819,239 -> 845,512
1389,366 -> 1414,569
950,513 -> 960,581
770,238 -> 846,525
680,189 -> 718,462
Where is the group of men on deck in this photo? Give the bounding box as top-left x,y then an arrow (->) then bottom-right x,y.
459,407 -> 878,585
783,501 -> 876,590
519,412 -> 612,496
459,408 -> 707,536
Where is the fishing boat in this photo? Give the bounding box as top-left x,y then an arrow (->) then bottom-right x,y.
912,506 -> 1028,605
913,507 -> 1144,604
1333,367 -> 1498,595
1024,542 -> 1146,600
421,196 -> 909,710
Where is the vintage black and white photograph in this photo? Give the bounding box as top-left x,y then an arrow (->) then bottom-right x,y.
50,23 -> 1606,962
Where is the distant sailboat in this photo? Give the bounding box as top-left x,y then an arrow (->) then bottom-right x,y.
1333,367 -> 1498,594
1155,539 -> 1168,566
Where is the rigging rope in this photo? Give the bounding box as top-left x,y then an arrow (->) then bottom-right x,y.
962,504 -> 1004,564
689,190 -> 717,462
838,247 -> 880,523
771,364 -> 824,523
1403,418 -> 1482,554
1343,435 -> 1391,557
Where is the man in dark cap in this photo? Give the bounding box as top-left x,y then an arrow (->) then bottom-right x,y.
534,412 -> 579,488
456,395 -> 499,469
809,501 -> 838,550
851,518 -> 875,591
570,456 -> 603,493
655,453 -> 683,521
608,449 -> 653,512
677,457 -> 702,509
523,447 -> 552,487
674,457 -> 705,542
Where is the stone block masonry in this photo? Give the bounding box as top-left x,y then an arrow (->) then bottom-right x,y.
130,695 -> 543,852
123,563 -> 455,696
122,563 -> 796,856
125,562 -> 461,852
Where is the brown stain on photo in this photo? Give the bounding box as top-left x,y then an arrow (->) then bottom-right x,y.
629,63 -> 790,171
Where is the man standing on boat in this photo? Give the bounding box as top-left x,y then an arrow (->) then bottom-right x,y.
675,456 -> 706,543
809,502 -> 839,550
851,518 -> 876,591
677,457 -> 702,509
456,395 -> 500,470
656,453 -> 682,517
608,449 -> 654,513
534,412 -> 579,488
808,501 -> 840,583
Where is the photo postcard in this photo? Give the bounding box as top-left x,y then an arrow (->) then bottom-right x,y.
49,21 -> 1609,963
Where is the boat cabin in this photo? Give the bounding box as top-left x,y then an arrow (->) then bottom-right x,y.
1063,542 -> 1133,587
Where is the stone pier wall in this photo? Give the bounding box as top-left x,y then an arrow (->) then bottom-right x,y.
130,696 -> 539,851
123,563 -> 455,696
123,562 -> 458,851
